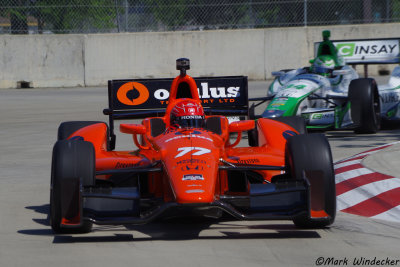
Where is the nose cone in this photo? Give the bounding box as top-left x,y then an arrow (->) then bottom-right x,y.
173,170 -> 217,203
163,150 -> 219,204
158,130 -> 219,204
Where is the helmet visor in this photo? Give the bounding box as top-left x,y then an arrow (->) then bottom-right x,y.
313,65 -> 333,76
174,115 -> 205,128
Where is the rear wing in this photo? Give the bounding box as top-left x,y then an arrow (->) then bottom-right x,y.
314,38 -> 400,76
103,76 -> 249,148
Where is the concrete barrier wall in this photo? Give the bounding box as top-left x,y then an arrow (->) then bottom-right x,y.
83,30 -> 266,86
0,35 -> 84,88
1,23 -> 400,88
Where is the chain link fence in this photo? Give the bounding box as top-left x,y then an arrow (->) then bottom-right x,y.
1,0 -> 399,34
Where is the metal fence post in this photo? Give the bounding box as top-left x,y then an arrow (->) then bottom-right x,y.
115,0 -> 120,33
304,0 -> 308,27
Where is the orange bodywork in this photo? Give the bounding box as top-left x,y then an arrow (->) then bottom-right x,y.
65,73 -> 305,209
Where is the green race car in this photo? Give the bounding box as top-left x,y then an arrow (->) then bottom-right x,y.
252,30 -> 396,135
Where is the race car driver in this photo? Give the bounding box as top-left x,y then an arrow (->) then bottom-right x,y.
169,99 -> 206,129
310,55 -> 336,77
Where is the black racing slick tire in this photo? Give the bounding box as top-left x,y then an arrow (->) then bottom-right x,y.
349,78 -> 381,134
285,134 -> 336,228
50,140 -> 95,234
271,116 -> 307,134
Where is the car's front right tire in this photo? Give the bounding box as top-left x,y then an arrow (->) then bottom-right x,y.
50,140 -> 95,234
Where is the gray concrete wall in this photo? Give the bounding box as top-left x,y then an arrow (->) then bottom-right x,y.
0,35 -> 84,88
1,23 -> 400,88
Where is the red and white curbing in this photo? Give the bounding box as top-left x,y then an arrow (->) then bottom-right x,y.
334,141 -> 400,222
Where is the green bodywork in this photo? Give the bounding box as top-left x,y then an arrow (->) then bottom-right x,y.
268,96 -> 307,116
266,80 -> 352,130
264,30 -> 355,130
266,84 -> 322,116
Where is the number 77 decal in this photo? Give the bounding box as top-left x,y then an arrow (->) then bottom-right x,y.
175,147 -> 211,158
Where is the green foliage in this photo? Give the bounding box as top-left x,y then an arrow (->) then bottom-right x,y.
0,0 -> 118,33
1,0 -> 399,34
32,0 -> 117,33
0,0 -> 29,33
139,0 -> 188,30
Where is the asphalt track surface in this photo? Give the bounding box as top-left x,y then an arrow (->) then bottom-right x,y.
1,80 -> 400,267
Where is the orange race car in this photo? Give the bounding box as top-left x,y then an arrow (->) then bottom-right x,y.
50,58 -> 336,234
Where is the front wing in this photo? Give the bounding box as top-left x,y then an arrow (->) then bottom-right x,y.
63,165 -> 315,227
82,179 -> 310,225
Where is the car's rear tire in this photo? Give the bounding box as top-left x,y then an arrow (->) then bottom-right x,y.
285,133 -> 336,228
50,140 -> 95,234
349,78 -> 381,134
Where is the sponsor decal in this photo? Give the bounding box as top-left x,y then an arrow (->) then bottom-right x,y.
336,43 -> 356,57
182,174 -> 204,181
165,135 -> 213,143
235,158 -> 260,164
276,89 -> 300,98
229,156 -> 267,165
312,113 -> 334,119
180,115 -> 203,119
117,82 -> 150,106
185,189 -> 205,193
176,159 -> 207,165
381,92 -> 400,104
282,130 -> 297,140
174,147 -> 211,158
336,42 -> 398,57
198,82 -> 240,98
314,39 -> 400,63
115,79 -> 245,107
149,83 -> 241,105
285,84 -> 306,90
181,165 -> 204,171
154,82 -> 240,105
115,162 -> 142,169
270,98 -> 288,107
227,116 -> 240,124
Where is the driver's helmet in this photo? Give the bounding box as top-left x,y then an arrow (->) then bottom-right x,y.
170,99 -> 205,129
311,55 -> 336,77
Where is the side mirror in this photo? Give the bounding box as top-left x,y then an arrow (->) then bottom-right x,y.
229,120 -> 255,132
332,68 -> 351,76
271,71 -> 286,77
120,124 -> 146,135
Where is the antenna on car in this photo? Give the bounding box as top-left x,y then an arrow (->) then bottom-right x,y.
176,58 -> 190,77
